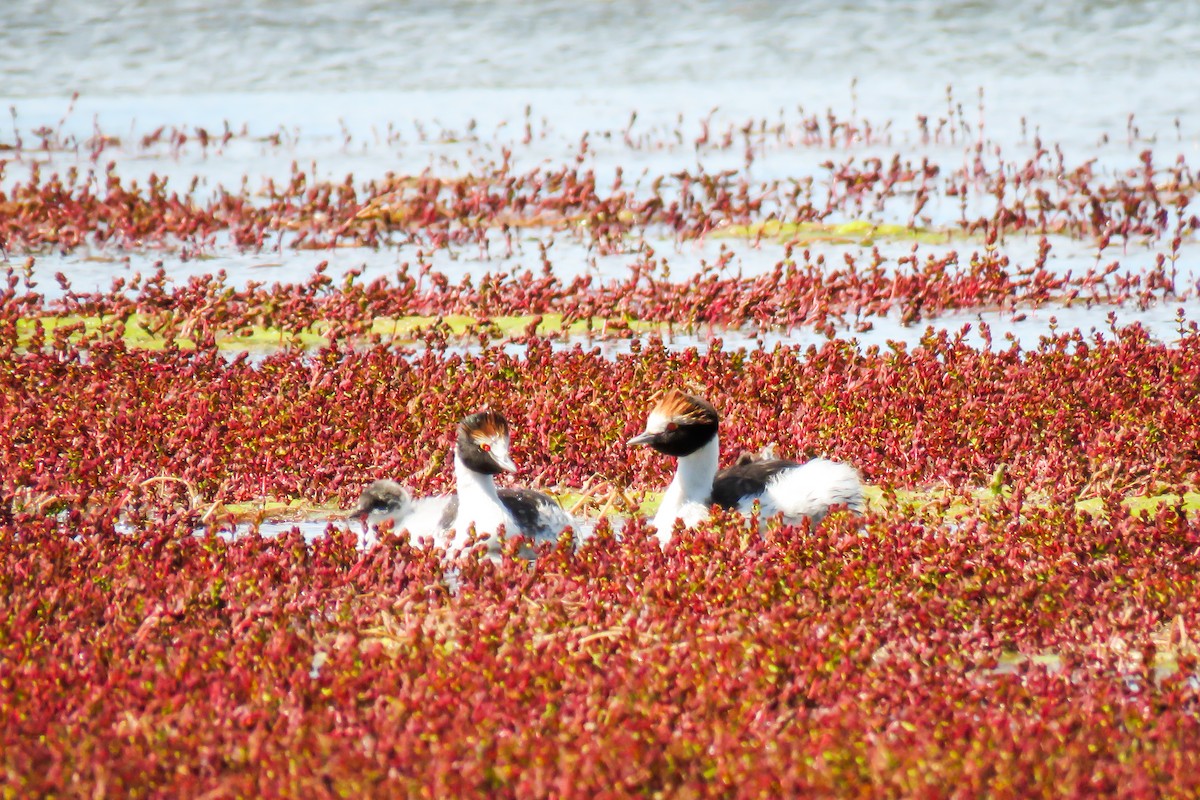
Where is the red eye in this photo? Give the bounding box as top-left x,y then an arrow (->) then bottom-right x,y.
666,422 -> 678,432
481,443 -> 491,452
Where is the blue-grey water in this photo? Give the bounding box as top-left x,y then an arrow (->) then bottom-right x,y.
4,0 -> 1196,149
3,1 -> 1196,120
2,0 -> 1198,344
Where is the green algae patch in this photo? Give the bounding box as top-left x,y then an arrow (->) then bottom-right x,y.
370,313 -> 655,339
13,313 -> 655,353
13,315 -> 307,351
16,315 -> 113,343
994,643 -> 1198,679
508,483 -> 1200,523
1075,491 -> 1200,516
714,219 -> 954,245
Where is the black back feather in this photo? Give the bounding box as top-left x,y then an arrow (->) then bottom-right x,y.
498,488 -> 562,535
711,459 -> 800,509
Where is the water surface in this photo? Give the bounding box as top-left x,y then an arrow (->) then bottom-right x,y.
3,0 -> 1197,350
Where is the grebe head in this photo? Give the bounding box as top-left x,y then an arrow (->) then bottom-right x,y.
627,389 -> 720,458
456,410 -> 518,474
352,479 -> 412,520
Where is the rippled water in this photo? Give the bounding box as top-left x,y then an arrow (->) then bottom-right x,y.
4,2 -> 1195,100
4,0 -> 1197,145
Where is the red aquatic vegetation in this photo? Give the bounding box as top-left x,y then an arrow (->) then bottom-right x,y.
3,283 -> 1199,798
2,495 -> 1198,796
1,310 -> 1198,509
3,104 -> 1200,797
1,127 -> 1196,254
11,230 -> 1193,348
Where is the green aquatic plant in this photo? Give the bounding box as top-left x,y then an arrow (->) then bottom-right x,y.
713,219 -> 955,245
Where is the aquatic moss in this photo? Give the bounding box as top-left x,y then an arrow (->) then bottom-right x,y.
713,219 -> 954,245
13,313 -> 656,352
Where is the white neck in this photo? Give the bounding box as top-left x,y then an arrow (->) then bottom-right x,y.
450,453 -> 516,552
652,435 -> 719,543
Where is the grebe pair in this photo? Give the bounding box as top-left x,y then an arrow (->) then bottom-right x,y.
354,390 -> 864,554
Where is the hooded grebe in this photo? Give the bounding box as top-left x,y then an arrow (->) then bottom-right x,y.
627,390 -> 864,544
446,409 -> 572,556
352,410 -> 573,559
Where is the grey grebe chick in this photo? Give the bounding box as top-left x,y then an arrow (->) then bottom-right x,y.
351,479 -> 454,547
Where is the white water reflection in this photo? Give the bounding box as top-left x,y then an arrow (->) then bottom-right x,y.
230,518 -> 354,545
19,230 -> 1199,309
418,299 -> 1200,359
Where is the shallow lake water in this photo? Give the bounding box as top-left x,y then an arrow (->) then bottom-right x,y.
4,0 -> 1196,145
4,2 -> 1198,334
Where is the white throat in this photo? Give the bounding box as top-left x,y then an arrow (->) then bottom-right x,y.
651,434 -> 719,544
450,452 -> 516,552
